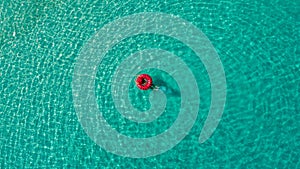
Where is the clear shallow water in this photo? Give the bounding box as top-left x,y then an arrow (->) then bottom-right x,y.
1,0 -> 299,168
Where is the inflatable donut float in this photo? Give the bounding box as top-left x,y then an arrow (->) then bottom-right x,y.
135,74 -> 153,90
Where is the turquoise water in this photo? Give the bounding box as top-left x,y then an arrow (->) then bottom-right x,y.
1,0 -> 299,168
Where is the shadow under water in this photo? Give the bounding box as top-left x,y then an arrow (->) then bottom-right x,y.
153,78 -> 181,97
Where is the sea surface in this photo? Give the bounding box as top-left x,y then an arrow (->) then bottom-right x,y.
0,0 -> 299,168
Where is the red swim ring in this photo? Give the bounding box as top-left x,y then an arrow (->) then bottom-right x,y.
135,74 -> 153,90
